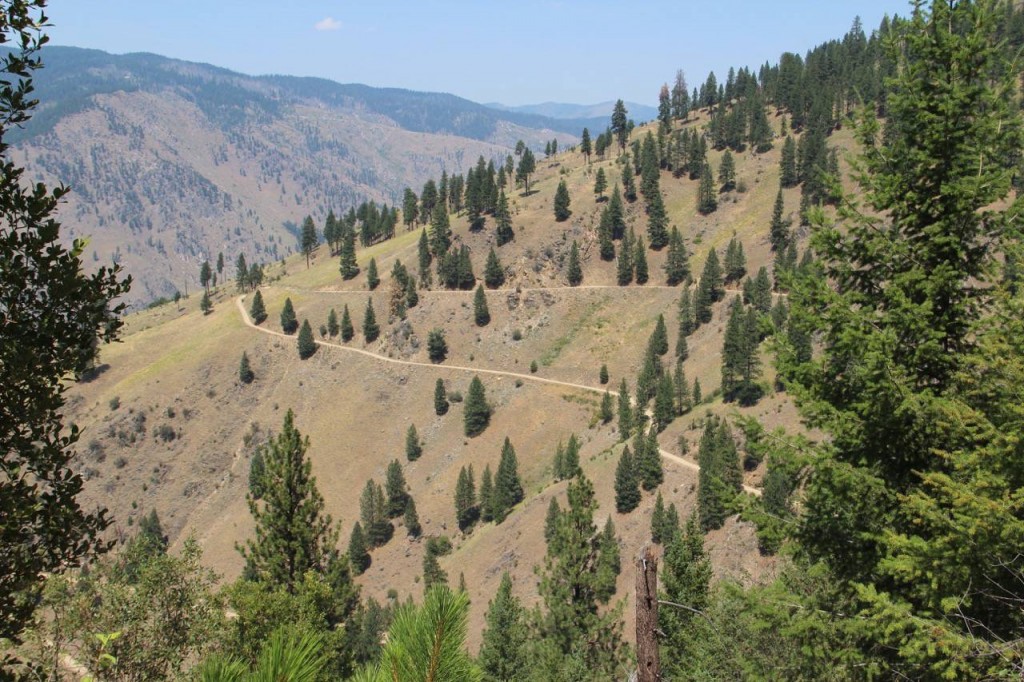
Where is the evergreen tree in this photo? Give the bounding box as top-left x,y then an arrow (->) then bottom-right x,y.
614,446 -> 640,513
616,232 -> 633,286
340,304 -> 354,342
417,229 -> 432,283
636,426 -> 664,490
360,479 -> 393,548
659,515 -> 712,677
366,258 -> 379,290
239,410 -> 343,590
402,425 -> 422,463
339,230 -> 359,280
611,99 -> 629,152
326,308 -> 339,337
427,329 -> 448,363
362,298 -> 379,342
597,206 -> 615,261
301,215 -> 318,268
599,390 -> 614,424
553,179 -> 571,221
599,364 -> 609,384
551,441 -> 566,481
516,148 -> 536,194
484,247 -> 505,288
239,351 -> 255,384
608,185 -> 627,238
653,373 -> 676,431
594,517 -> 621,603
463,376 -> 491,437
677,287 -> 695,340
403,498 -> 421,538
495,190 -> 515,246
385,460 -> 411,518
250,289 -> 267,325
493,438 -> 524,523
473,285 -> 490,326
200,290 -> 212,315
718,150 -> 737,191
544,497 -> 561,546
429,203 -> 452,258
348,522 -> 370,575
779,135 -> 798,187
695,247 -> 724,324
402,188 -> 419,229
621,162 -> 637,202
280,298 -> 298,334
297,319 -> 317,359
692,378 -> 701,405
664,227 -> 689,286
434,379 -> 449,416
723,237 -> 747,282
593,167 -> 607,199
236,253 -> 249,291
562,434 -> 582,478
646,190 -> 669,250
650,492 -> 666,544
478,572 -> 528,682
769,187 -> 790,252
617,378 -> 634,439
454,465 -> 477,531
422,550 -> 448,592
566,240 -> 583,286
752,266 -> 772,313
649,314 -> 669,356
479,465 -> 495,523
580,127 -> 593,162
199,260 -> 212,293
696,417 -> 741,531
697,162 -> 717,214
536,473 -> 625,676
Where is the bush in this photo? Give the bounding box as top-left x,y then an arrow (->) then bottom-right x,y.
109,396 -> 120,411
426,535 -> 452,557
512,329 -> 523,341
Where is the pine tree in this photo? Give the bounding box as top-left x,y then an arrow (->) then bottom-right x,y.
495,190 -> 515,246
417,229 -> 432,283
600,390 -> 614,424
484,247 -> 505,288
280,297 -> 298,334
593,167 -> 607,199
473,284 -> 490,326
692,378 -> 701,405
200,290 -> 212,315
654,373 -> 676,431
599,364 -> 609,384
544,497 -> 561,546
552,441 -> 566,481
673,360 -> 688,414
616,231 -> 633,286
566,240 -> 583,286
611,99 -> 629,152
636,426 -> 664,490
493,438 -> 524,523
752,266 -> 772,313
664,227 -> 690,286
339,230 -> 359,280
769,187 -> 790,252
454,465 -> 477,531
236,253 -> 249,291
359,478 -> 393,548
403,498 -> 421,538
427,328 -> 447,363
463,376 -> 491,437
580,127 -> 593,162
478,572 -> 528,681
621,162 -> 637,202
239,351 -> 255,384
348,522 -> 370,575
297,319 -> 317,359
779,135 -> 798,187
595,517 -> 621,603
340,304 -> 354,342
660,515 -> 712,676
695,248 -> 723,323
366,257 -> 379,290
516,148 -> 536,194
614,446 -> 640,513
598,207 -> 615,261
553,179 -> 571,221
723,237 -> 746,282
696,417 -> 740,531
563,434 -> 582,478
249,289 -> 267,325
362,298 -> 379,342
239,410 -> 343,590
617,378 -> 633,439
422,550 -> 447,592
537,473 -> 625,675
697,162 -> 717,214
608,184 -> 626,238
405,425 -> 422,461
650,491 -> 667,544
677,287 -> 695,340
326,308 -> 339,337
649,314 -> 669,356
199,260 -> 212,293
434,379 -> 449,416
385,460 -> 410,518
479,465 -> 495,523
718,150 -> 736,191
646,190 -> 669,251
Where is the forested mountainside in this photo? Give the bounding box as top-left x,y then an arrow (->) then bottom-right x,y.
7,1 -> 1024,681
6,47 -> 579,307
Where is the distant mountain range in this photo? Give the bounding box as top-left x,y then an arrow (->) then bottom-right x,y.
10,46 -> 586,307
484,100 -> 658,125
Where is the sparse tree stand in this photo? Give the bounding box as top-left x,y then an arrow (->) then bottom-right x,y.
553,179 -> 571,221
0,47 -> 135,629
250,289 -> 267,324
463,376 -> 491,437
635,547 -> 661,682
297,319 -> 317,359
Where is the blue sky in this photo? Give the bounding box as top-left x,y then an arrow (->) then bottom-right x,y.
46,1 -> 905,106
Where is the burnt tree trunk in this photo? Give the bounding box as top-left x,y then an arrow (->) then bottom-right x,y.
636,546 -> 661,681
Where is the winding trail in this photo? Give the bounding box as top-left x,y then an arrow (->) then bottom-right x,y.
236,293 -> 761,497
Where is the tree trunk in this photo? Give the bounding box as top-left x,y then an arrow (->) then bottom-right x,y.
636,546 -> 661,681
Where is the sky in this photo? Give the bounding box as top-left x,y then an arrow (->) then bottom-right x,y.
46,1 -> 905,107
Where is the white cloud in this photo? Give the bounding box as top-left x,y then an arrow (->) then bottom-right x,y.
314,17 -> 342,31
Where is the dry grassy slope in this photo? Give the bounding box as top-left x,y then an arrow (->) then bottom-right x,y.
66,111 -> 856,651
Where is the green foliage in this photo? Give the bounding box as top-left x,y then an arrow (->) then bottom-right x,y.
697,162 -> 717,214
599,390 -> 614,424
340,304 -> 354,342
697,416 -> 741,531
515,148 -> 536,194
366,257 -> 379,290
695,248 -> 723,324
326,308 -> 339,337
592,166 -> 607,198
769,187 -> 790,252
403,497 -> 421,538
296,319 -> 317,359
249,289 -> 267,325
566,240 -> 582,286
473,284 -> 490,326
616,378 -> 634,440
200,290 -> 212,315
659,515 -> 712,677
238,410 -> 345,591
405,424 -> 422,461
599,364 -> 609,384
239,351 -> 255,384
718,149 -> 736,191
723,236 -> 746,283
351,587 -> 480,682
300,215 -> 318,268
339,229 -> 359,280
494,191 -> 515,246
385,460 -> 410,518
478,572 -> 528,682
611,99 -> 629,152
280,298 -> 298,334
633,235 -> 649,284
427,328 -> 448,363
492,438 -> 524,523
484,247 -> 505,288
479,465 -> 495,523
553,179 -> 571,221
359,479 -> 393,548
454,465 -> 477,532
613,446 -> 639,513
348,522 -> 370,575
664,226 -> 690,286
362,298 -> 379,342
634,425 -> 664,491
434,378 -> 449,416
463,376 -> 491,437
